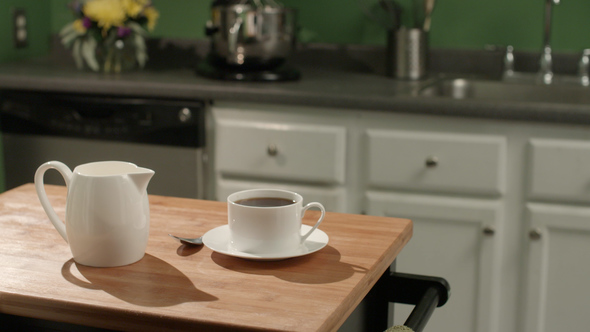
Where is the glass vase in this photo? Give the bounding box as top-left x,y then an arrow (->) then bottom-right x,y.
96,39 -> 138,73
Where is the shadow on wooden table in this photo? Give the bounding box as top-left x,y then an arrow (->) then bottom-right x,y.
210,245 -> 368,284
175,243 -> 204,256
60,254 -> 218,306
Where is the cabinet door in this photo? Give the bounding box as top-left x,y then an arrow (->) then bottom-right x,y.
523,204 -> 590,332
366,192 -> 502,332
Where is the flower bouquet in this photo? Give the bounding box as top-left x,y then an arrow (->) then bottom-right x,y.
59,0 -> 159,73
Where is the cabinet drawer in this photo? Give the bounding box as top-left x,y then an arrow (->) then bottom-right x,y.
367,130 -> 506,196
528,139 -> 590,203
216,119 -> 346,184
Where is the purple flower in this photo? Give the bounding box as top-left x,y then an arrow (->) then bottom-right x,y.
82,17 -> 92,29
117,26 -> 131,38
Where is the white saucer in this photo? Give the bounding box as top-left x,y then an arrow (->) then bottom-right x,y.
202,225 -> 329,261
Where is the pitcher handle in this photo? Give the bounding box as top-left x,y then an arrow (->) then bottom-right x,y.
300,202 -> 325,244
34,161 -> 73,243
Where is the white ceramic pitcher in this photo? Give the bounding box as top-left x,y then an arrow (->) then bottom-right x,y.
35,161 -> 155,267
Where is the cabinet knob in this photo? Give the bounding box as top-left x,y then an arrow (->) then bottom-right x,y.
425,156 -> 439,168
529,228 -> 542,240
483,226 -> 495,236
267,144 -> 278,156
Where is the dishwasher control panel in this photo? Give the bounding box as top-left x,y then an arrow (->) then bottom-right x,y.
0,90 -> 207,148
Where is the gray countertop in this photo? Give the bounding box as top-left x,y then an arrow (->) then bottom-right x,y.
2,42 -> 590,126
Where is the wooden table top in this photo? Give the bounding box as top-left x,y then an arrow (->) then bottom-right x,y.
0,184 -> 412,332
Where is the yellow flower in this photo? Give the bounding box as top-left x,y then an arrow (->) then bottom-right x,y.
72,19 -> 87,33
122,0 -> 148,18
83,0 -> 126,33
143,6 -> 159,31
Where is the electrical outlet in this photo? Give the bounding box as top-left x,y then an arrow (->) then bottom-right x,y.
13,8 -> 28,49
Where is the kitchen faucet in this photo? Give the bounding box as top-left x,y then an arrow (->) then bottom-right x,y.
539,0 -> 560,84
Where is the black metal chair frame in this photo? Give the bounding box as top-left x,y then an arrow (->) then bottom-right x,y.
362,270 -> 451,332
387,272 -> 451,332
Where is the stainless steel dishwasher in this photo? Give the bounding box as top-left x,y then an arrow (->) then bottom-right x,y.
0,90 -> 208,199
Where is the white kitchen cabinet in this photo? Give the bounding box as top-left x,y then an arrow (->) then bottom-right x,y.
366,189 -> 503,332
363,124 -> 507,332
211,104 -> 352,213
216,117 -> 346,184
528,138 -> 590,204
210,101 -> 590,332
523,203 -> 590,332
523,137 -> 590,332
367,129 -> 506,196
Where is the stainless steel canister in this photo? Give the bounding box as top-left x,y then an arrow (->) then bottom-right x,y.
206,4 -> 297,69
396,28 -> 427,80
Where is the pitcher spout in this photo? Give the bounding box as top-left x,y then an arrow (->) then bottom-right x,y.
128,168 -> 155,194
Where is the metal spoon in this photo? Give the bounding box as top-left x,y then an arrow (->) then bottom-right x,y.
168,234 -> 203,246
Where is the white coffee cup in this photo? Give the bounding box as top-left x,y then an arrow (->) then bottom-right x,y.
227,189 -> 325,255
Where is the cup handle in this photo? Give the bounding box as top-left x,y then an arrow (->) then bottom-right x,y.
300,202 -> 325,244
34,161 -> 73,243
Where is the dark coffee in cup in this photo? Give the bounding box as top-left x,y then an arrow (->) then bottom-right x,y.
235,197 -> 295,207
228,189 -> 326,254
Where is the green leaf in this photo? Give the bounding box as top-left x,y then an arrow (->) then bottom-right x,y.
128,22 -> 147,37
59,23 -> 75,37
61,30 -> 82,48
134,34 -> 148,68
81,37 -> 100,72
72,39 -> 83,69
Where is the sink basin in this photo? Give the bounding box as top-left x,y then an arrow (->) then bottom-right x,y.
419,77 -> 590,105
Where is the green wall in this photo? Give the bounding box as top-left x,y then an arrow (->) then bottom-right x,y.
0,0 -> 50,191
0,0 -> 588,60
0,0 -> 51,63
47,0 -> 590,53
